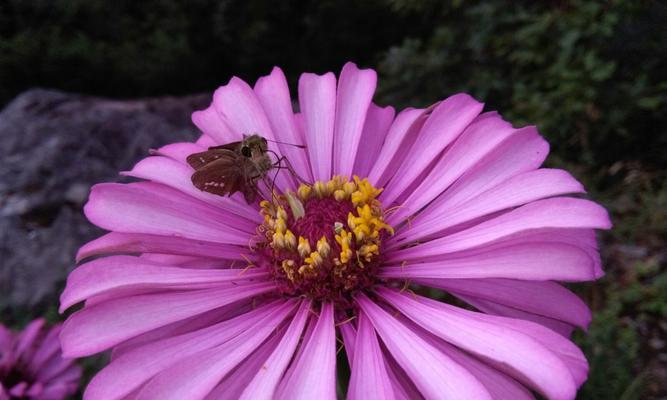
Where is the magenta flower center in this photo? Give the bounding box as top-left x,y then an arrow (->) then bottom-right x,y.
255,176 -> 394,303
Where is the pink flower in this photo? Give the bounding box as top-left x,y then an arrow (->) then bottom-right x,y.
0,319 -> 81,400
60,62 -> 611,399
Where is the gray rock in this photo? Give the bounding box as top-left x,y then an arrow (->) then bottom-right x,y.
0,88 -> 209,311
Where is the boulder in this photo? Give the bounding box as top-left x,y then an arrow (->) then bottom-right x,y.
0,89 -> 209,311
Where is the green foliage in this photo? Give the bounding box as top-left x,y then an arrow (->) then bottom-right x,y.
377,0 -> 667,176
0,0 -> 425,105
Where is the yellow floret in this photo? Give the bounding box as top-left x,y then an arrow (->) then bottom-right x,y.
297,236 -> 311,258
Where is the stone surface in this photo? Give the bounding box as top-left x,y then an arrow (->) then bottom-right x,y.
0,88 -> 209,311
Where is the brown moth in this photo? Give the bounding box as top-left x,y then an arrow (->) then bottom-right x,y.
186,134 -> 273,204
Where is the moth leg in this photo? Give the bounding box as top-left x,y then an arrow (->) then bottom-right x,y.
273,156 -> 309,184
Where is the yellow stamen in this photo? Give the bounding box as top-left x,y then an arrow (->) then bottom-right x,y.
305,251 -> 323,267
298,236 -> 311,258
272,231 -> 285,248
313,181 -> 327,198
297,184 -> 312,201
284,229 -> 297,250
282,259 -> 296,281
316,236 -> 330,258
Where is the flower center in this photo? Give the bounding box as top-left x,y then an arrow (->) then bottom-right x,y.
256,176 -> 393,303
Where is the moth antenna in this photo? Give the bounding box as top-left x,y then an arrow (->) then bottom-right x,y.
265,138 -> 306,149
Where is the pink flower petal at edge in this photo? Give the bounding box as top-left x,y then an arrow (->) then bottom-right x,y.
424,278 -> 592,329
333,62 -> 377,178
134,301 -> 297,400
76,232 -> 247,262
356,293 -> 492,400
379,288 -> 580,400
254,67 -> 313,182
60,255 -> 268,312
15,319 -> 46,361
381,242 -> 596,282
60,282 -> 274,357
239,300 -> 311,400
380,94 -> 484,206
276,303 -> 336,400
84,300 -> 292,400
1,321 -> 81,400
84,182 -> 251,245
348,312 -> 396,400
298,71 -> 336,181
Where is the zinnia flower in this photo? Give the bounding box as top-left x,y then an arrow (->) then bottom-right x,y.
60,62 -> 611,399
1,319 -> 81,400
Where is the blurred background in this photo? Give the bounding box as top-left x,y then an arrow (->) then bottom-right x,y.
0,0 -> 665,398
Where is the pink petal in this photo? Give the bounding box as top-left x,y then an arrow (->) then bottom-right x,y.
382,351 -> 423,400
298,71 -> 336,181
382,242 -> 595,281
195,133 -> 218,148
462,295 -> 576,336
353,103 -> 395,178
111,300 -> 253,359
192,104 -> 238,144
367,107 -> 424,188
240,300 -> 311,400
84,300 -> 291,400
76,232 -> 247,262
123,156 -> 259,223
135,301 -> 295,400
150,142 -> 206,164
84,182 -> 251,245
338,319 -> 357,366
212,77 -> 275,140
333,62 -> 377,178
424,335 -> 534,400
420,294 -> 588,385
254,66 -> 313,182
27,324 -> 61,371
60,255 -> 268,311
348,312 -> 396,400
356,293 -> 492,399
379,288 -> 578,400
205,327 -> 284,400
276,303 -> 336,400
16,319 -> 45,363
422,278 -> 591,330
381,94 -> 484,206
389,113 -> 517,223
391,168 -> 585,244
60,282 -> 274,357
419,126 -> 548,215
389,198 -> 611,260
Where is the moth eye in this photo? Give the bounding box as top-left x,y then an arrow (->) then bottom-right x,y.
241,146 -> 251,157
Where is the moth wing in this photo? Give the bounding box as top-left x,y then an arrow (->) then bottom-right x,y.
186,148 -> 237,171
190,154 -> 243,197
